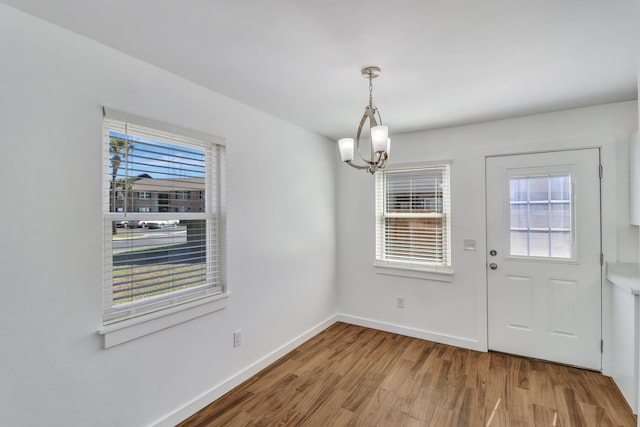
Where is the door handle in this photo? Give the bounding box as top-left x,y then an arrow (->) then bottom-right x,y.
489,263 -> 498,270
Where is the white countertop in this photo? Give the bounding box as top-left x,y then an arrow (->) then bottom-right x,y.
607,262 -> 640,295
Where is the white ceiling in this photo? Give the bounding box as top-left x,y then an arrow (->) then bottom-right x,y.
2,0 -> 638,140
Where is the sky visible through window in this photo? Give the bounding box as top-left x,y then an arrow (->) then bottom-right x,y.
109,131 -> 205,181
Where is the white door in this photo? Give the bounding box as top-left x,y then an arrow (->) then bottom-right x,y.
486,149 -> 601,370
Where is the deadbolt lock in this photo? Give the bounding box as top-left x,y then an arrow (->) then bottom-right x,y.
489,250 -> 497,256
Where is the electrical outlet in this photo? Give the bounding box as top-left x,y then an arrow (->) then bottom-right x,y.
397,296 -> 405,309
233,330 -> 242,347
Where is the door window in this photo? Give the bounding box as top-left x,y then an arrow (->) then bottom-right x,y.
509,174 -> 573,258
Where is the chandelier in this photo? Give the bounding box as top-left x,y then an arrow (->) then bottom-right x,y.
338,66 -> 390,174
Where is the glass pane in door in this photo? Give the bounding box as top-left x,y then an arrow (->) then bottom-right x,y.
509,174 -> 573,258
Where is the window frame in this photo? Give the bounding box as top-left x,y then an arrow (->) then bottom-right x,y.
98,108 -> 228,348
374,161 -> 453,280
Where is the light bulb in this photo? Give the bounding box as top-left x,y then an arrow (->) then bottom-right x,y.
371,125 -> 388,152
338,138 -> 354,162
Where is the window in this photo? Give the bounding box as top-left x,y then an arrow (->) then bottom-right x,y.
375,163 -> 452,274
102,110 -> 226,337
176,191 -> 190,200
509,174 -> 573,258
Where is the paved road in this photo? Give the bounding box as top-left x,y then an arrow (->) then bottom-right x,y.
112,225 -> 187,253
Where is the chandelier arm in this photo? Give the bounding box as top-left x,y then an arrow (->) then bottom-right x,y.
375,108 -> 384,127
345,160 -> 373,171
378,152 -> 388,168
350,149 -> 386,174
369,156 -> 385,174
354,106 -> 379,164
372,151 -> 388,173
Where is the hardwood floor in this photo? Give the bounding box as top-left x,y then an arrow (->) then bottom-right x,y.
178,322 -> 637,426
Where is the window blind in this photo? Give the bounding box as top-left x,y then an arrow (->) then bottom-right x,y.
376,164 -> 451,271
103,112 -> 225,324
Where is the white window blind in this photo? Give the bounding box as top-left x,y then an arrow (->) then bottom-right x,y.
103,111 -> 225,324
375,163 -> 451,271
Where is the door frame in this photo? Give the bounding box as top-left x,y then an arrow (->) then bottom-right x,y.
484,147 -> 604,370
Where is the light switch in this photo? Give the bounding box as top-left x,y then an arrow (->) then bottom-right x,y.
464,239 -> 477,251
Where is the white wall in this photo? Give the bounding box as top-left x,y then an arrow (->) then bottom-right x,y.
337,101 -> 639,355
0,5 -> 336,426
1,4 -> 638,426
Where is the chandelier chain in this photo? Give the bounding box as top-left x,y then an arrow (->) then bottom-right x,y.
368,73 -> 373,108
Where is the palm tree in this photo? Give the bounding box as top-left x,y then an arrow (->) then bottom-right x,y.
109,136 -> 132,234
110,136 -> 126,186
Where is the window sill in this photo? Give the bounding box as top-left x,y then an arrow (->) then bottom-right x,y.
97,293 -> 229,348
374,262 -> 454,282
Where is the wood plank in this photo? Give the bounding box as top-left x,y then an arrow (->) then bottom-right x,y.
485,352 -> 510,414
324,407 -> 354,426
296,389 -> 349,426
484,406 -> 510,427
407,386 -> 440,423
177,323 -> 637,427
554,386 -> 588,427
531,404 -> 559,427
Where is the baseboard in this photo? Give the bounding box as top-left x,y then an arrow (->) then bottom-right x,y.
152,314 -> 339,426
336,313 -> 485,352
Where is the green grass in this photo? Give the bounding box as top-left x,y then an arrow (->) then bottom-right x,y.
113,262 -> 207,304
